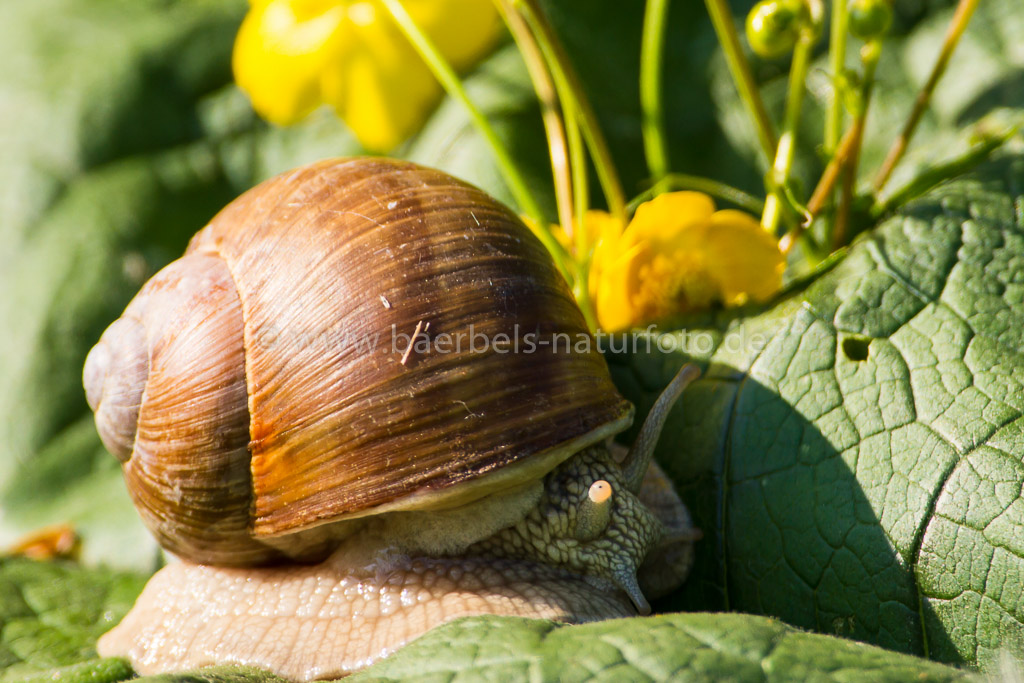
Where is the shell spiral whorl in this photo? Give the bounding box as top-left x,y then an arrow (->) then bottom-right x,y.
84,250 -> 271,564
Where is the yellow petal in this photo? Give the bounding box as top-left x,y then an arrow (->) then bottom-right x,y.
624,191 -> 716,247
403,0 -> 503,70
586,210 -> 625,306
702,209 -> 785,305
614,196 -> 712,324
595,243 -> 646,333
317,3 -> 445,151
590,192 -> 784,331
232,0 -> 347,125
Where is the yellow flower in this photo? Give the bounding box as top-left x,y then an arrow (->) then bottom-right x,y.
589,192 -> 785,332
233,0 -> 502,151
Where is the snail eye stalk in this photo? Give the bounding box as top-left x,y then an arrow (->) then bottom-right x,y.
621,364 -> 700,491
575,479 -> 614,542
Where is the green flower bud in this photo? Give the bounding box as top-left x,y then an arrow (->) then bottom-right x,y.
746,0 -> 811,59
848,0 -> 893,40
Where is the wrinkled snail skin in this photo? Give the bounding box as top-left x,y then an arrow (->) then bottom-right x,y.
84,158 -> 699,680
97,462 -> 690,681
99,556 -> 632,680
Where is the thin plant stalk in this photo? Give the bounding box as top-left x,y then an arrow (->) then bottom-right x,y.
641,0 -> 671,180
497,0 -> 575,244
824,0 -> 850,153
377,0 -> 571,275
831,41 -> 880,248
496,0 -> 603,328
871,131 -> 1013,217
564,99 -> 596,329
872,0 -> 981,192
704,0 -> 778,163
804,123 -> 859,219
553,72 -> 598,328
515,0 -> 627,224
504,0 -> 589,256
833,143 -> 859,249
565,96 -> 589,258
761,29 -> 815,234
789,41 -> 880,253
628,174 -> 765,215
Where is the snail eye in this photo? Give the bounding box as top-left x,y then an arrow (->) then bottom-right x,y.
575,479 -> 614,542
589,480 -> 612,505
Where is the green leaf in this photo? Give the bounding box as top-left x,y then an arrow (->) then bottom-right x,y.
609,154 -> 1024,670
347,614 -> 979,682
132,668 -> 287,683
0,558 -> 145,682
4,658 -> 134,683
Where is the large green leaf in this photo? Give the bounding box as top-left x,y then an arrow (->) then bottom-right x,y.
609,154 -> 1024,670
350,614 -> 980,682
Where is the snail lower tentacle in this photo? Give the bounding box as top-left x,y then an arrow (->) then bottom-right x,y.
464,446 -> 665,614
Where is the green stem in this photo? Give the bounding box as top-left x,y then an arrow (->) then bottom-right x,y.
804,120 -> 858,220
502,2 -> 593,300
497,0 -> 574,245
761,28 -> 814,233
381,0 -> 573,281
572,262 -> 598,331
515,0 -> 627,224
565,96 -> 589,259
377,0 -> 546,227
787,39 -> 880,253
563,95 -> 591,329
833,144 -> 858,250
641,0 -> 671,180
870,131 -> 1014,217
832,40 -> 880,249
824,0 -> 850,153
872,0 -> 981,192
539,23 -> 588,258
628,174 -> 765,215
704,0 -> 778,164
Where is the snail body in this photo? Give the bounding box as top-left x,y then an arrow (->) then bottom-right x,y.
85,158 -> 698,679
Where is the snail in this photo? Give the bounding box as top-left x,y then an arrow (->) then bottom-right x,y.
84,158 -> 700,680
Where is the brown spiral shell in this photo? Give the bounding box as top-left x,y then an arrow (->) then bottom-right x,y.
84,158 -> 632,565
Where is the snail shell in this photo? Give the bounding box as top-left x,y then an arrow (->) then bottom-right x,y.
84,158 -> 632,565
